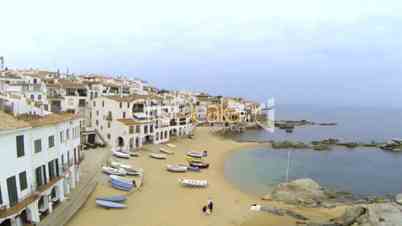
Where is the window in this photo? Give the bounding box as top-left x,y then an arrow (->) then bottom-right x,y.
96,110 -> 99,116
102,101 -> 104,107
127,102 -> 130,108
93,101 -> 96,107
48,135 -> 55,148
38,94 -> 42,100
122,112 -> 126,118
66,129 -> 70,140
120,102 -> 122,108
16,135 -> 25,157
19,171 -> 27,191
34,139 -> 42,153
96,120 -> 99,126
107,134 -> 111,140
108,121 -> 111,128
136,125 -> 140,133
60,131 -> 64,143
129,126 -> 134,134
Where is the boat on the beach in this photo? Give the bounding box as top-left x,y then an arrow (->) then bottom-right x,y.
166,164 -> 187,172
96,200 -> 127,209
125,167 -> 144,176
189,162 -> 210,169
113,151 -> 130,159
102,166 -> 127,176
130,152 -> 140,157
110,175 -> 135,191
150,153 -> 167,159
166,143 -> 176,148
186,151 -> 207,158
186,156 -> 204,163
179,178 -> 208,188
110,161 -> 133,170
160,148 -> 174,155
96,195 -> 127,203
187,166 -> 201,172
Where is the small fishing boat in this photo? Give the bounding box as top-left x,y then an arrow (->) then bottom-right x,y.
113,151 -> 130,159
179,178 -> 208,188
102,166 -> 127,176
130,152 -> 140,157
149,153 -> 167,159
160,148 -> 174,155
96,200 -> 127,209
186,151 -> 207,158
166,143 -> 176,148
110,181 -> 133,191
186,156 -> 204,163
187,166 -> 201,172
96,195 -> 127,203
190,162 -> 210,169
166,164 -> 187,172
110,175 -> 134,185
126,167 -> 144,176
110,161 -> 133,170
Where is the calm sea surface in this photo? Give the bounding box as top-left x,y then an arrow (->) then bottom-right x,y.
224,105 -> 402,196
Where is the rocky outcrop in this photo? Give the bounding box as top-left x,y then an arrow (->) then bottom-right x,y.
270,178 -> 328,207
309,203 -> 402,226
396,194 -> 402,205
271,141 -> 310,149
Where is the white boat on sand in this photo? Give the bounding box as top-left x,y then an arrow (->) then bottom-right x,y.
110,161 -> 133,170
179,178 -> 208,188
113,151 -> 130,159
166,164 -> 187,172
102,166 -> 127,176
150,153 -> 167,159
160,148 -> 174,155
166,143 -> 176,148
96,200 -> 127,209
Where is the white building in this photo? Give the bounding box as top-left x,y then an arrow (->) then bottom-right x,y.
0,111 -> 81,226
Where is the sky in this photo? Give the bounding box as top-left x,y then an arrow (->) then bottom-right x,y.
1,0 -> 402,108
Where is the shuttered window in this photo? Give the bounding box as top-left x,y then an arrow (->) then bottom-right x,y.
16,135 -> 25,157
19,171 -> 28,191
34,139 -> 42,153
48,135 -> 55,148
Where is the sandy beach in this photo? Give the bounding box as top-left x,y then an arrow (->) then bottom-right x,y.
67,127 -> 344,226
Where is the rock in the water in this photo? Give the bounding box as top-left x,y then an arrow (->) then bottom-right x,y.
270,178 -> 327,206
396,194 -> 402,205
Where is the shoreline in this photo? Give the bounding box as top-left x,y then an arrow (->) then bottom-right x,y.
66,127 -> 344,226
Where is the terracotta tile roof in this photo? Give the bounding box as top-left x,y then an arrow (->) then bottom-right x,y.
0,111 -> 31,131
105,94 -> 162,102
117,118 -> 150,126
18,112 -> 80,128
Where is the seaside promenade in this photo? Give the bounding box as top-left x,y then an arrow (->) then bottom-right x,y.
38,147 -> 111,226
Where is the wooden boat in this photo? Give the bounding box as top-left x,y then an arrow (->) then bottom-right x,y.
113,151 -> 130,159
160,148 -> 174,155
102,166 -> 127,176
179,178 -> 208,188
166,164 -> 187,172
96,195 -> 127,203
149,153 -> 167,159
96,200 -> 127,209
190,162 -> 210,169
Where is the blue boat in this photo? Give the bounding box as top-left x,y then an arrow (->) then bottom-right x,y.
96,195 -> 127,203
110,180 -> 133,191
96,200 -> 127,209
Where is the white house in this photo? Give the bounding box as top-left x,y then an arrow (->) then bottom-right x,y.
0,111 -> 81,226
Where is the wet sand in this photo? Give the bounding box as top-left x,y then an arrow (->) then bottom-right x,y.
67,127 -> 344,226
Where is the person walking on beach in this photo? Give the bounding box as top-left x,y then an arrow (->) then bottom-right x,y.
202,205 -> 208,215
207,198 -> 214,214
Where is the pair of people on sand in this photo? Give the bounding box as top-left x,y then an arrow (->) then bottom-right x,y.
202,199 -> 214,215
